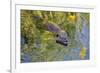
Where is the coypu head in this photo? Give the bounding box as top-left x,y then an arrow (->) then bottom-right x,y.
56,30 -> 69,46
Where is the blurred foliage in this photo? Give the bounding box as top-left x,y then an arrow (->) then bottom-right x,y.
21,10 -> 90,62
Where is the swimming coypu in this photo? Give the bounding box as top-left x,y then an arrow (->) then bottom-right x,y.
33,16 -> 69,46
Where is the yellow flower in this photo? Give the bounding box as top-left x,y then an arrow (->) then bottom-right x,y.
67,13 -> 76,23
79,47 -> 87,59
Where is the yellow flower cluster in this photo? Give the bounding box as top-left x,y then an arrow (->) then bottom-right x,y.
67,13 -> 76,24
79,47 -> 87,59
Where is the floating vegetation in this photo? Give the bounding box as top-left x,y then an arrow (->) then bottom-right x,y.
21,10 -> 90,63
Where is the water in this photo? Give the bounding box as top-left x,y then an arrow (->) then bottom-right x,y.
64,17 -> 89,60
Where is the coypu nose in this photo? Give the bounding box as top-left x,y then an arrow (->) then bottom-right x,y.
56,40 -> 68,46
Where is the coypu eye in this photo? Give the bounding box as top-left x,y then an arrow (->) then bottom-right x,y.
56,34 -> 59,37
